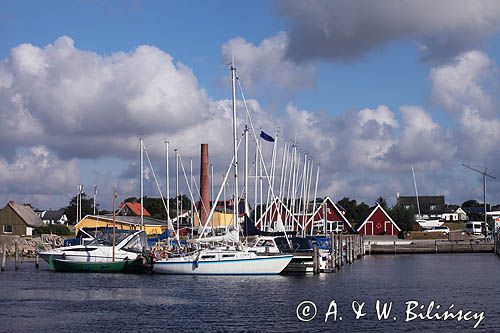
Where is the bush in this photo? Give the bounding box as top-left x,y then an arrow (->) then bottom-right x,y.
34,225 -> 72,236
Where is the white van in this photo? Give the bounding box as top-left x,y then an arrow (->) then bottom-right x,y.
466,221 -> 486,235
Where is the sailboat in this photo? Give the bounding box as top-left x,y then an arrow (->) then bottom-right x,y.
153,64 -> 293,275
412,166 -> 444,229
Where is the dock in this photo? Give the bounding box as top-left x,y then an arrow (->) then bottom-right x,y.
283,234 -> 365,274
365,239 -> 494,254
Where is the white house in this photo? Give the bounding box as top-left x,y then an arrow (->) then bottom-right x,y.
441,206 -> 468,222
38,209 -> 69,225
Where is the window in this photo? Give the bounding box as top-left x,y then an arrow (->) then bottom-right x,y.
201,255 -> 216,259
3,225 -> 13,233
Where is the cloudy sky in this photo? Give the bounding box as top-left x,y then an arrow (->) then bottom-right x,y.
0,0 -> 499,210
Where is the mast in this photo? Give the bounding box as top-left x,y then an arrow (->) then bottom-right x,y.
165,140 -> 170,223
175,149 -> 179,234
211,163 -> 214,230
254,138 -> 259,226
244,125 -> 250,216
112,190 -> 116,262
231,64 -> 240,238
411,165 -> 421,218
310,164 -> 320,236
190,159 -> 194,239
140,138 -> 144,230
93,185 -> 97,215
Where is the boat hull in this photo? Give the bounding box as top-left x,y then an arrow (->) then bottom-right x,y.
49,256 -> 145,273
153,254 -> 293,275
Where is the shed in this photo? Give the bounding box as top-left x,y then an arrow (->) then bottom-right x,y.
75,215 -> 167,236
0,201 -> 44,236
357,204 -> 401,236
305,197 -> 356,234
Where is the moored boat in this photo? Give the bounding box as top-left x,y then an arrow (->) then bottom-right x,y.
153,247 -> 292,275
39,229 -> 149,273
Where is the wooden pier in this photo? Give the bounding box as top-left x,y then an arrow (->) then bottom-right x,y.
283,234 -> 365,275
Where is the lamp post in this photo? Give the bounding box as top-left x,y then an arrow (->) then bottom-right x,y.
463,164 -> 496,237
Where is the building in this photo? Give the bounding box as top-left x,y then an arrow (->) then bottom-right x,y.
305,197 -> 356,234
441,205 -> 468,222
396,194 -> 445,219
357,204 -> 401,236
0,201 -> 44,236
38,209 -> 69,225
255,197 -> 299,232
193,200 -> 244,230
75,214 -> 167,236
116,202 -> 151,217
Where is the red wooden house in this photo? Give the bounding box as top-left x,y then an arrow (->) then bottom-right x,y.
305,197 -> 356,234
256,197 -> 298,232
357,204 -> 401,236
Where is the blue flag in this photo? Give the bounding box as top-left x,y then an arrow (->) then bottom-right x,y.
260,131 -> 275,142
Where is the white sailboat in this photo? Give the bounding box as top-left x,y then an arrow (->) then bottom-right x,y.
412,166 -> 444,229
153,64 -> 292,275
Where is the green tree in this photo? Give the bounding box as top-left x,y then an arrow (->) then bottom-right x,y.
462,199 -> 481,207
337,197 -> 371,227
389,205 -> 416,232
64,192 -> 97,224
375,197 -> 389,211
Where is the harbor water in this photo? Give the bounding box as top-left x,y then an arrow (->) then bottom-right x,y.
1,253 -> 499,332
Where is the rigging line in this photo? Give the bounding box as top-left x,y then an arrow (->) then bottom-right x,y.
237,80 -> 293,245
142,142 -> 176,237
178,154 -> 203,230
198,136 -> 244,239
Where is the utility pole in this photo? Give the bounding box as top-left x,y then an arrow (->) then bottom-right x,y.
463,164 -> 496,236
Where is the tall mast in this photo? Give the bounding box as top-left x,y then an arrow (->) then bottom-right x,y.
165,140 -> 170,223
140,138 -> 144,229
231,64 -> 239,237
244,125 -> 250,216
190,159 -> 194,239
411,165 -> 421,218
112,190 -> 116,262
175,149 -> 179,234
310,164 -> 320,236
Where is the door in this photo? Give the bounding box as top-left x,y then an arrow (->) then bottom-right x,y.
365,221 -> 373,236
384,221 -> 393,235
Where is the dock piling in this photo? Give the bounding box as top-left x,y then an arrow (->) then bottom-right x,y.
14,241 -> 19,270
1,243 -> 5,271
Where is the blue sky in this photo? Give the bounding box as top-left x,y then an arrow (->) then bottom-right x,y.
0,0 -> 499,210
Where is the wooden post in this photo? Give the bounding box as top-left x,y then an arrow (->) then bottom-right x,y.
330,232 -> 335,272
335,234 -> 340,269
313,245 -> 319,274
1,243 -> 6,271
14,241 -> 19,270
347,235 -> 353,265
35,254 -> 39,269
341,234 -> 344,266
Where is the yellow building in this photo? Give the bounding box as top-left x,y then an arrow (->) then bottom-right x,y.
75,215 -> 167,236
193,208 -> 235,229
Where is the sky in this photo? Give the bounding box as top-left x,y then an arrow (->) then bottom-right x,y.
0,0 -> 499,210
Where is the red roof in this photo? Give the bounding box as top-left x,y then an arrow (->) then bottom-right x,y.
119,202 -> 151,217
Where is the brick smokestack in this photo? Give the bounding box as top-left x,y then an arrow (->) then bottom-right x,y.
199,144 -> 210,226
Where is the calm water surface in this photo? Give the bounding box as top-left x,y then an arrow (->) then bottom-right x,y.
0,254 -> 499,332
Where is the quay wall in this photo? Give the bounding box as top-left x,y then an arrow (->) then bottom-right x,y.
366,240 -> 494,254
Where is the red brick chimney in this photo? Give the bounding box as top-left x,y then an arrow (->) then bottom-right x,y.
199,144 -> 210,226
